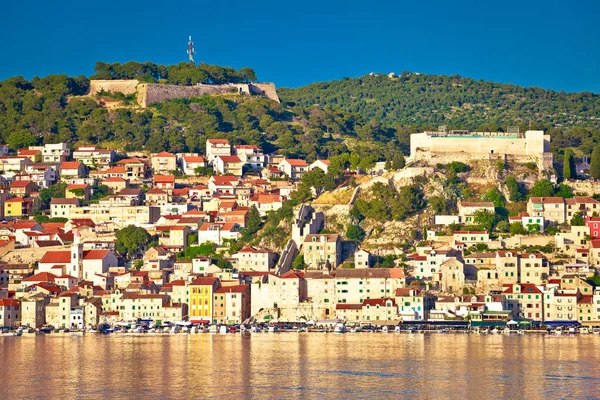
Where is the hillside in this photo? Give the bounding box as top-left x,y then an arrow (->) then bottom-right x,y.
0,69 -> 393,163
279,72 -> 600,156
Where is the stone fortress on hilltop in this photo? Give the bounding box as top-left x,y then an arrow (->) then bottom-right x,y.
88,79 -> 280,108
408,126 -> 553,170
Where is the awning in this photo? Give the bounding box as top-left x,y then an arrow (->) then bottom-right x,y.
470,321 -> 507,327
544,320 -> 580,327
507,320 -> 519,325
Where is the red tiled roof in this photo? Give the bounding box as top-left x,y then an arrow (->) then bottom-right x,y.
190,277 -> 218,286
10,180 -> 33,188
335,304 -> 362,310
83,250 -> 110,260
18,149 -> 41,156
61,161 -> 83,169
40,250 -> 71,264
154,151 -> 176,157
11,220 -> 40,229
154,175 -> 175,183
207,139 -> 229,144
218,155 -> 242,163
0,299 -> 21,307
183,156 -> 205,163
23,272 -> 57,282
103,166 -> 127,174
215,284 -> 249,294
51,198 -> 79,205
102,177 -> 127,183
66,184 -> 89,190
282,159 -> 308,167
362,298 -> 395,307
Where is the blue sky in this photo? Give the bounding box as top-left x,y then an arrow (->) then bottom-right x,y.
1,0 -> 598,92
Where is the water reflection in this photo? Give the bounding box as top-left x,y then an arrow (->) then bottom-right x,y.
1,334 -> 599,398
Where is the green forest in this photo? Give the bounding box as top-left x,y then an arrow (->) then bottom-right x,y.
279,72 -> 600,156
91,61 -> 257,85
1,65 -> 599,164
0,68 -> 393,163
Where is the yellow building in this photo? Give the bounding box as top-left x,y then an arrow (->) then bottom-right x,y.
4,197 -> 37,218
189,277 -> 220,323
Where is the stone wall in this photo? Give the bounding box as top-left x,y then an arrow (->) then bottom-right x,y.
409,130 -> 553,170
249,83 -> 280,103
138,83 -> 238,107
89,80 -> 280,108
89,80 -> 139,95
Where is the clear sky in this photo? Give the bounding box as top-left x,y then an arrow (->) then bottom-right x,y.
1,0 -> 598,92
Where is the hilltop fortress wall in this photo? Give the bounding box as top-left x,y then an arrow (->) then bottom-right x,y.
88,80 -> 280,107
409,130 -> 553,170
89,80 -> 140,95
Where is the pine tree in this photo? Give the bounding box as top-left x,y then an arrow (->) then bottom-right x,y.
590,145 -> 600,180
563,150 -> 574,180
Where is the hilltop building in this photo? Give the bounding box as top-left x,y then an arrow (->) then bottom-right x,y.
409,129 -> 553,170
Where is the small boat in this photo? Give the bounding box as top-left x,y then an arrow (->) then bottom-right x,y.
219,325 -> 228,334
593,328 -> 600,335
502,328 -> 511,335
190,326 -> 198,334
517,329 -> 525,335
350,325 -> 362,333
491,328 -> 499,334
333,323 -> 346,334
267,325 -> 279,333
568,327 -> 577,335
381,326 -> 389,333
99,324 -> 113,334
579,327 -> 590,334
553,328 -> 563,335
209,325 -> 218,334
39,325 -> 55,334
170,326 -> 181,334
250,325 -> 261,333
2,330 -> 22,336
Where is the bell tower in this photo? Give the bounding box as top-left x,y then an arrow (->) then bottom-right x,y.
71,231 -> 84,281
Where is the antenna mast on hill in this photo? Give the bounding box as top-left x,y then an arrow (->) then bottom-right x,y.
187,36 -> 195,65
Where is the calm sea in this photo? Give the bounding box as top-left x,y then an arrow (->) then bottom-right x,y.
1,333 -> 599,399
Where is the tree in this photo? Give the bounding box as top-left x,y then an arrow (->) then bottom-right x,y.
481,188 -> 505,208
346,224 -> 365,241
571,212 -> 585,226
590,145 -> 600,179
496,220 -> 510,233
39,182 -> 67,205
392,153 -> 406,170
90,184 -> 110,202
194,166 -> 213,177
241,206 -> 262,241
563,149 -> 576,180
291,254 -> 305,270
473,210 -> 497,232
555,184 -> 574,199
429,195 -> 448,214
529,179 -> 554,198
509,222 -> 527,235
505,176 -> 525,202
115,225 -> 152,258
180,242 -> 216,259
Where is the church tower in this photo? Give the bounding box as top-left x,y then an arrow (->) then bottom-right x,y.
71,231 -> 84,281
